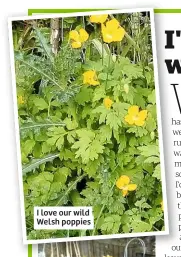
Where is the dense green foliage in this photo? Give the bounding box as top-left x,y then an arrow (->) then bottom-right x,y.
13,12 -> 164,240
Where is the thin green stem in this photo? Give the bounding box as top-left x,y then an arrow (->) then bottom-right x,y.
47,98 -> 52,118
102,39 -> 104,65
153,225 -> 159,231
17,26 -> 31,51
61,18 -> 64,42
67,230 -> 70,237
56,174 -> 86,206
105,50 -> 111,88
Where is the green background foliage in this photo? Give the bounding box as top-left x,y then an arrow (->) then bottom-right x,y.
12,11 -> 164,240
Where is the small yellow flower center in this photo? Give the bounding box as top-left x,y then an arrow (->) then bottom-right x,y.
133,115 -> 139,121
106,33 -> 113,40
122,185 -> 128,190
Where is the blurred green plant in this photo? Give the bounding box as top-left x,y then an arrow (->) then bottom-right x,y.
13,12 -> 164,240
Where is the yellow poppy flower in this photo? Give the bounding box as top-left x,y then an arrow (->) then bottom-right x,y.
83,70 -> 99,86
104,97 -> 113,109
69,28 -> 89,48
71,41 -> 82,49
116,175 -> 137,197
101,18 -> 125,43
161,201 -> 164,211
90,14 -> 108,24
18,95 -> 25,105
124,106 -> 147,126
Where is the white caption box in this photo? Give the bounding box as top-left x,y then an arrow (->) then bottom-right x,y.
34,206 -> 94,230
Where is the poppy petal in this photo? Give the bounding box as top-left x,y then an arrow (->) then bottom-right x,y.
69,30 -> 80,41
106,18 -> 120,30
90,15 -> 108,23
125,114 -> 135,125
113,27 -> 125,41
138,110 -> 148,120
134,119 -> 145,126
79,28 -> 89,43
127,184 -> 137,191
128,105 -> 139,115
122,189 -> 128,197
71,41 -> 82,49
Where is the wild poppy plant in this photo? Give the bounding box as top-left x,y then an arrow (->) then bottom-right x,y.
13,12 -> 164,239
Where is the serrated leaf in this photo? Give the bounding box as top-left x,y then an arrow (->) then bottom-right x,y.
135,198 -> 152,209
33,98 -> 48,110
146,113 -> 157,132
20,121 -> 65,132
22,139 -> 35,156
138,144 -> 159,157
127,127 -> 148,137
22,153 -> 59,175
153,164 -> 161,181
15,52 -> 62,89
148,90 -> 156,104
92,86 -> 106,102
101,215 -> 121,233
82,60 -> 103,72
55,85 -> 80,103
75,87 -> 93,105
99,125 -> 112,143
72,129 -> 104,164
64,118 -> 78,130
106,112 -> 122,131
144,156 -> 160,164
54,167 -> 70,185
118,57 -> 143,78
98,73 -> 112,81
34,26 -> 53,62
93,105 -> 110,124
131,220 -> 152,232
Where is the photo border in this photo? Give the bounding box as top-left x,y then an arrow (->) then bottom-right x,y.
8,8 -> 169,245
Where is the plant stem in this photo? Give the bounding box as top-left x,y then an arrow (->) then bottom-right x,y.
105,50 -> 111,88
153,225 -> 159,231
102,39 -> 104,65
61,18 -> 64,43
56,174 -> 86,206
47,98 -> 52,118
